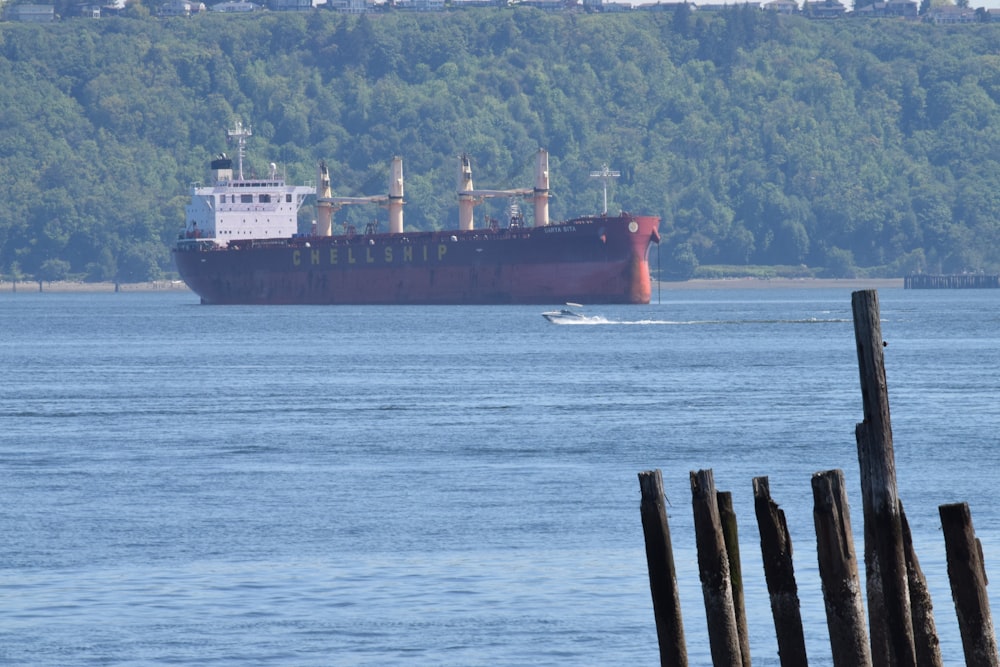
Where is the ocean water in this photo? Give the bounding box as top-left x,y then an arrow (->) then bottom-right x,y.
1,286 -> 999,665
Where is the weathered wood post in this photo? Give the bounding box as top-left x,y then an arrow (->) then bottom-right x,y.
690,469 -> 742,667
717,491 -> 751,667
939,502 -> 1000,667
753,476 -> 808,667
900,503 -> 942,667
856,424 -> 890,667
851,289 -> 916,667
638,469 -> 688,667
812,469 -> 872,667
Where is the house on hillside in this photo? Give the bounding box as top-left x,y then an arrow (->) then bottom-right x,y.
159,0 -> 207,15
3,3 -> 57,20
395,0 -> 445,10
210,0 -> 259,10
764,0 -> 797,13
327,0 -> 373,11
452,0 -> 502,7
593,0 -> 632,11
924,4 -> 977,22
269,0 -> 313,9
852,0 -> 917,18
71,4 -> 103,17
804,0 -> 846,18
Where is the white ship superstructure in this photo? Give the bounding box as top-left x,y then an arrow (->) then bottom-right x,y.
183,121 -> 314,243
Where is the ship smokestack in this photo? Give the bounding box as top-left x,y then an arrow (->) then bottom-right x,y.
316,160 -> 333,236
210,154 -> 233,184
388,156 -> 404,234
534,148 -> 549,227
458,153 -> 476,231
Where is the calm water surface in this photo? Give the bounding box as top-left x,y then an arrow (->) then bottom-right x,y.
1,286 -> 999,665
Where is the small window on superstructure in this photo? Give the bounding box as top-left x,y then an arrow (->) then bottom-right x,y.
286,194 -> 292,203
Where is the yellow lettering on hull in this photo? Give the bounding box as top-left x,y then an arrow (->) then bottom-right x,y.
291,241 -> 450,268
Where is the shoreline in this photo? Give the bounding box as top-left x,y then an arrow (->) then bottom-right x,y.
659,277 -> 904,290
2,277 -> 905,294
1,280 -> 190,293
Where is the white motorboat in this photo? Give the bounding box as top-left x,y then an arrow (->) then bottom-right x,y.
542,303 -> 587,323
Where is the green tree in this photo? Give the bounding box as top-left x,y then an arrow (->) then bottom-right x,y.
823,246 -> 857,278
665,242 -> 699,281
37,258 -> 71,289
85,248 -> 118,283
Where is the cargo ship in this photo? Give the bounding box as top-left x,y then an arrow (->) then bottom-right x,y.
173,123 -> 660,305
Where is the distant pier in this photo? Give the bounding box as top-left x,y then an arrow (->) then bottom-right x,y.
904,274 -> 999,289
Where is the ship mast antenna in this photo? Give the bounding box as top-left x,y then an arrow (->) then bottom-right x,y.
228,120 -> 253,181
589,163 -> 620,215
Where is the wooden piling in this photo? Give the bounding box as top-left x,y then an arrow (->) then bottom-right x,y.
717,491 -> 751,667
856,423 -> 890,667
899,503 -> 942,667
812,469 -> 872,667
939,502 -> 999,667
690,469 -> 742,667
851,289 -> 916,667
753,476 -> 808,667
638,469 -> 688,667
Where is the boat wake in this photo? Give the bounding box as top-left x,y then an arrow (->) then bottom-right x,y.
546,317 -> 852,326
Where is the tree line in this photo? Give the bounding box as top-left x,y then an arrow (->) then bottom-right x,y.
1,8 -> 999,283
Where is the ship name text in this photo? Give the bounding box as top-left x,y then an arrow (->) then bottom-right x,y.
292,243 -> 449,268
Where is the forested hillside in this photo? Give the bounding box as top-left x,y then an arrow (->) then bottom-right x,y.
2,9 -> 1000,282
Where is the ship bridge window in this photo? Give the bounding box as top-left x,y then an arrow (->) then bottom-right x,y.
241,194 -> 253,203
259,194 -> 271,203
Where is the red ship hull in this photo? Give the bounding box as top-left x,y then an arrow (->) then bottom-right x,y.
173,214 -> 659,305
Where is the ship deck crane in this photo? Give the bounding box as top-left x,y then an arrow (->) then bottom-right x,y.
315,158 -> 404,236
457,150 -> 550,231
